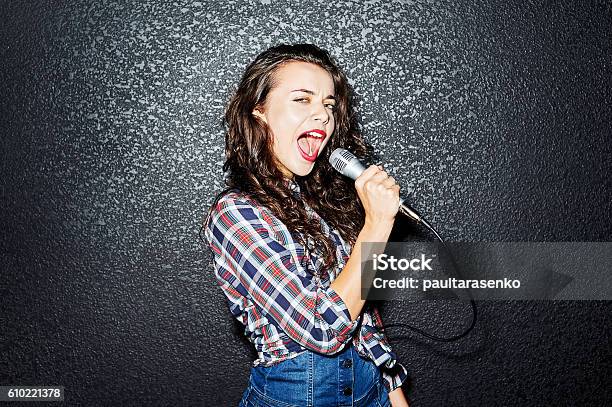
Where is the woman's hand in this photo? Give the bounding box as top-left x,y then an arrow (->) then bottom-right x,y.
389,386 -> 410,407
354,164 -> 400,228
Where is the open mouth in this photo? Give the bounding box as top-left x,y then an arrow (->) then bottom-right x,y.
297,131 -> 326,162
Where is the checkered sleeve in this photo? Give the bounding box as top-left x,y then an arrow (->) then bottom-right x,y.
204,195 -> 359,355
370,306 -> 409,393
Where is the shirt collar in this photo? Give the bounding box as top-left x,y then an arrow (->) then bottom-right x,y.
285,178 -> 301,197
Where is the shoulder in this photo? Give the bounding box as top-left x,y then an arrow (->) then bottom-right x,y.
207,190 -> 288,240
211,190 -> 267,219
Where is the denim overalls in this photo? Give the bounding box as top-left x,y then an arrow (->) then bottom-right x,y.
238,342 -> 390,407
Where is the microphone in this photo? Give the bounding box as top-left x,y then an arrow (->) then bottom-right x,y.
329,148 -> 423,223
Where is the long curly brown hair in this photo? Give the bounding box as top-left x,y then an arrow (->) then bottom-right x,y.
202,43 -> 374,273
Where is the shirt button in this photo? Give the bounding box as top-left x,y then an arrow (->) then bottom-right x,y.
342,359 -> 352,368
343,387 -> 352,396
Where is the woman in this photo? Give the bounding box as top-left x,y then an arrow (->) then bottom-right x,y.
203,43 -> 409,407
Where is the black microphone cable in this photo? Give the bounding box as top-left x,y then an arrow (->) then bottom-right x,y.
376,216 -> 478,343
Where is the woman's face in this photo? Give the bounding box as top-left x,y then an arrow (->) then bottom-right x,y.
252,61 -> 336,178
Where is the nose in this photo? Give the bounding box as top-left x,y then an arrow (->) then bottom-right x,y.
313,103 -> 331,126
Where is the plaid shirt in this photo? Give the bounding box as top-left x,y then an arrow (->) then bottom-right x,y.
204,179 -> 408,393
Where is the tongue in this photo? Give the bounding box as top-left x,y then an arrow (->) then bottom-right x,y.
298,136 -> 320,156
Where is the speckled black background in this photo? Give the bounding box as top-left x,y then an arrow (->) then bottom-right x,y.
1,0 -> 611,406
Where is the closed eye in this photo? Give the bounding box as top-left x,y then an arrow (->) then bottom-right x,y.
293,98 -> 337,111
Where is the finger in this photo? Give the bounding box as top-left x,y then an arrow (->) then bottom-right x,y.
355,164 -> 381,187
385,184 -> 401,202
363,164 -> 382,177
370,170 -> 390,182
382,176 -> 396,188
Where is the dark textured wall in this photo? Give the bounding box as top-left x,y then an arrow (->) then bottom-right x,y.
1,0 -> 610,406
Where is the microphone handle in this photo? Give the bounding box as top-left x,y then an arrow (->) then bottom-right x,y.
399,197 -> 422,223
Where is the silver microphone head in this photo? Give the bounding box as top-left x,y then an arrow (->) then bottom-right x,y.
329,148 -> 367,180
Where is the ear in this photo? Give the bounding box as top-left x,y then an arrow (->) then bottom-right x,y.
252,107 -> 267,124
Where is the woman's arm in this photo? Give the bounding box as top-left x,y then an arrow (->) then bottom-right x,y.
330,164 -> 400,320
389,387 -> 410,407
205,195 -> 360,355
329,218 -> 393,320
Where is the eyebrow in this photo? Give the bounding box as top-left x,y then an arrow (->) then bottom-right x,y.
291,89 -> 336,101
